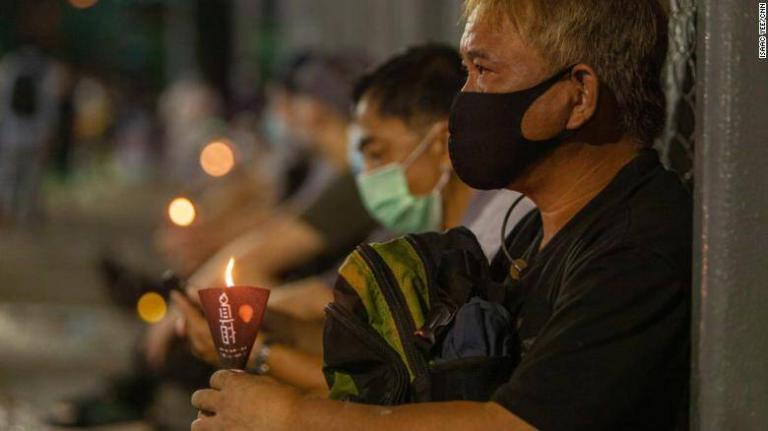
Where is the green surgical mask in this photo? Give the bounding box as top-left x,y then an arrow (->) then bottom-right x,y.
356,131 -> 449,234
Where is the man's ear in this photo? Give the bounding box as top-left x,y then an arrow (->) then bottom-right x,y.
566,64 -> 600,131
430,120 -> 451,157
428,120 -> 453,168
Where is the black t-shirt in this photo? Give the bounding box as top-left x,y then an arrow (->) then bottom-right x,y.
283,171 -> 378,280
300,171 -> 378,254
490,149 -> 692,430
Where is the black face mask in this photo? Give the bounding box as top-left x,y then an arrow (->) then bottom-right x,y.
448,65 -> 575,190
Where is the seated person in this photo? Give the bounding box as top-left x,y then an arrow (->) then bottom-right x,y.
174,44 -> 533,392
157,52 -> 364,277
190,0 -> 692,430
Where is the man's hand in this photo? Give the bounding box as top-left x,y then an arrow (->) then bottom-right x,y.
171,291 -> 220,366
172,291 -> 265,368
190,370 -> 533,431
143,310 -> 179,371
191,370 -> 299,431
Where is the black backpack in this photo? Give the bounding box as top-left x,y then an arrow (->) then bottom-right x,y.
323,227 -> 519,404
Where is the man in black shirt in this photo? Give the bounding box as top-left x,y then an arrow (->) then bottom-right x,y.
490,148 -> 691,430
190,0 -> 691,429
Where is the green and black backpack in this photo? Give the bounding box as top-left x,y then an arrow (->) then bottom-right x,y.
323,227 -> 519,405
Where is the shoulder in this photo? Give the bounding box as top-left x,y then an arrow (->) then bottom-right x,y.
624,167 -> 692,274
571,166 -> 692,284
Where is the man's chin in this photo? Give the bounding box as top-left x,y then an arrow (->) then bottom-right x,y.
508,146 -> 570,195
504,166 -> 539,195
504,179 -> 526,194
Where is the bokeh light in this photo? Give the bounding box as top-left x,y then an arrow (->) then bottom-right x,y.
168,197 -> 196,227
137,292 -> 167,323
69,0 -> 99,9
200,140 -> 235,177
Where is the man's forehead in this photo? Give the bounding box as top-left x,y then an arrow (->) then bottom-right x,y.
355,95 -> 393,128
353,103 -> 411,147
460,12 -> 518,60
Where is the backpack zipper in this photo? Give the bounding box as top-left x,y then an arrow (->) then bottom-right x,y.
358,244 -> 431,390
404,235 -> 436,299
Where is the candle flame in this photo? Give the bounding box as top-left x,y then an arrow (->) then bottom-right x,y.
225,257 -> 235,288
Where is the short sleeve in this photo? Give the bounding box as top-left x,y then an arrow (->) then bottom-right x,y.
299,171 -> 378,256
492,245 -> 690,430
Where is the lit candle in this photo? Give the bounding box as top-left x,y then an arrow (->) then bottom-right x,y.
197,257 -> 270,369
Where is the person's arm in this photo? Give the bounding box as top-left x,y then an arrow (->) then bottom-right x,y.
143,306 -> 182,370
186,215 -> 325,295
267,277 -> 333,321
264,344 -> 328,392
185,171 -> 376,293
190,371 -> 535,431
157,206 -> 272,276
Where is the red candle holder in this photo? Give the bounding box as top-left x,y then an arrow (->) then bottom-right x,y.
198,286 -> 270,369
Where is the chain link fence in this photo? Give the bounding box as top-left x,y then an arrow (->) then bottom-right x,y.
658,0 -> 697,185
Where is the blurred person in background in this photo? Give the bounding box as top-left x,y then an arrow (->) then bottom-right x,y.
165,52 -> 375,291
158,72 -> 225,183
101,52 -> 356,305
50,62 -> 77,183
172,44 -> 534,394
111,79 -> 161,184
0,44 -> 61,224
70,74 -> 114,180
155,52 -> 364,277
260,51 -> 339,208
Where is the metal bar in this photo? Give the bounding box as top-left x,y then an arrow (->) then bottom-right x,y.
693,0 -> 768,429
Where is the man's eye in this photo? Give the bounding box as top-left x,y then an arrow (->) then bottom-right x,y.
363,150 -> 383,163
476,65 -> 488,75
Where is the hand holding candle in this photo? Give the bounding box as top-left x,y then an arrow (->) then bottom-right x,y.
197,257 -> 270,369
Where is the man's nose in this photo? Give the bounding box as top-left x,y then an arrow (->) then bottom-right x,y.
461,78 -> 479,93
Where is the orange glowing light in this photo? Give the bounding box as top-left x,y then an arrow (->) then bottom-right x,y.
200,140 -> 235,177
168,197 -> 196,227
225,257 -> 235,287
137,292 -> 167,323
69,0 -> 99,9
238,304 -> 254,322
